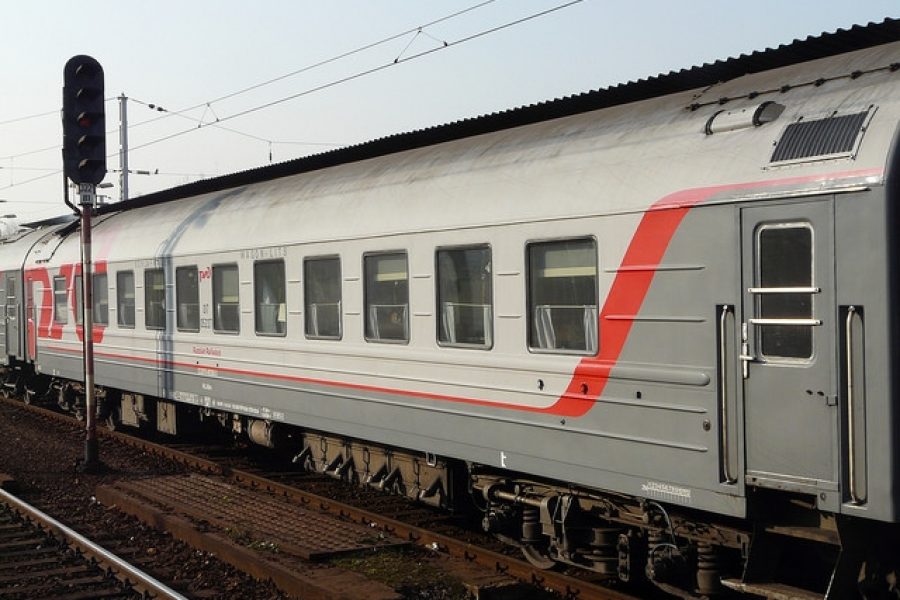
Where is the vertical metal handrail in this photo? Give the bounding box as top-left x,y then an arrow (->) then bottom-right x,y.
719,305 -> 737,484
846,306 -> 862,504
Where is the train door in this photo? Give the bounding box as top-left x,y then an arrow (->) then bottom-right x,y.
740,198 -> 838,491
4,272 -> 19,358
25,279 -> 37,361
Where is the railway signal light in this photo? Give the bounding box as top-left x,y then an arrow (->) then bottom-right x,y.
63,55 -> 106,185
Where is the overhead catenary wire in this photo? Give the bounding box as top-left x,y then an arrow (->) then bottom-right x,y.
1,0 -> 582,191
393,28 -> 448,64
110,168 -> 211,178
128,97 -> 343,148
0,144 -> 59,161
0,166 -> 58,172
0,170 -> 60,192
0,0 -> 498,165
124,0 -> 499,133
0,108 -> 59,127
128,0 -> 583,154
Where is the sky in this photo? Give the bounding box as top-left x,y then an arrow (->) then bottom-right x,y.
1,1 -> 898,222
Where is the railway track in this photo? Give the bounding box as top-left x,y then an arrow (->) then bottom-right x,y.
0,477 -> 185,600
0,395 -> 645,600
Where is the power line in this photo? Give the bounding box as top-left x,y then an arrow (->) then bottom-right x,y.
151,170 -> 211,178
124,0 -> 499,133
111,167 -> 211,178
0,1 -> 496,163
1,98 -> 129,163
0,108 -> 59,127
0,169 -> 60,192
129,0 -> 582,154
0,197 -> 66,205
128,97 -> 344,147
0,165 -> 57,172
0,1 -> 581,192
0,144 -> 59,161
213,1 -> 497,107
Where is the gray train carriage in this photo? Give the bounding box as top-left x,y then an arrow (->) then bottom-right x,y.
14,19 -> 900,599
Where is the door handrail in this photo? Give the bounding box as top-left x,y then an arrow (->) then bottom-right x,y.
719,305 -> 737,484
846,306 -> 864,505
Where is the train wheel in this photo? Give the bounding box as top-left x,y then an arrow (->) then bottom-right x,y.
522,544 -> 557,570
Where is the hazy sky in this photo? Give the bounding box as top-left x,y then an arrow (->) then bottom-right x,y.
1,1 -> 898,221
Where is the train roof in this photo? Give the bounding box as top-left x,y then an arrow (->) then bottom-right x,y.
0,222 -> 67,271
98,17 -> 900,217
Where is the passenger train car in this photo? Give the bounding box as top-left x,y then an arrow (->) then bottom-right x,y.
3,18 -> 900,599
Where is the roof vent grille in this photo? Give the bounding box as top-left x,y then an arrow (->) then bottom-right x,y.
770,110 -> 869,163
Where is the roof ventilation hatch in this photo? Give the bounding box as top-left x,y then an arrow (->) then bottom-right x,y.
705,101 -> 785,135
769,108 -> 873,163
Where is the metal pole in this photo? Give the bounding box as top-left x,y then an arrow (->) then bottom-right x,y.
118,94 -> 128,203
79,182 -> 100,472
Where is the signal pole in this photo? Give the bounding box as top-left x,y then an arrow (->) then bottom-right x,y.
79,182 -> 98,470
62,55 -> 107,473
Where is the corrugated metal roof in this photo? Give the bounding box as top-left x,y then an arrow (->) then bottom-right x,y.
98,17 -> 900,216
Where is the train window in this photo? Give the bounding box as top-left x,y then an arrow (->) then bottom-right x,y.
364,252 -> 409,343
254,260 -> 286,336
176,266 -> 199,332
74,275 -> 83,325
117,271 -> 135,328
144,269 -> 166,330
53,276 -> 67,324
213,264 -> 240,334
436,246 -> 492,348
527,239 -> 598,354
757,224 -> 813,359
93,274 -> 108,326
304,256 -> 341,340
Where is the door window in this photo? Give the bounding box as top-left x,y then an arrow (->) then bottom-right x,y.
755,223 -> 815,360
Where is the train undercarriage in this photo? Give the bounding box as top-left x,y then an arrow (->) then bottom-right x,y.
3,364 -> 899,599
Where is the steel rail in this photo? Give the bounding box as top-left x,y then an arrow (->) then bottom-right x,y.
0,481 -> 188,600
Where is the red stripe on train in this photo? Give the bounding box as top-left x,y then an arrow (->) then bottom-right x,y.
39,167 -> 883,417
547,167 -> 883,417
